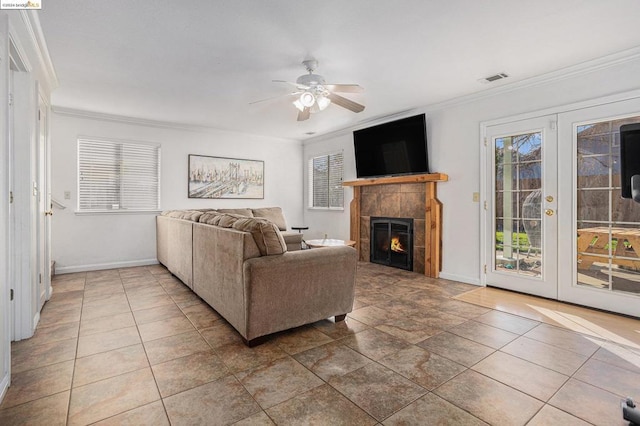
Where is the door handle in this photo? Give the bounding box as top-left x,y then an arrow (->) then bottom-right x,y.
546,195 -> 554,203
545,209 -> 554,216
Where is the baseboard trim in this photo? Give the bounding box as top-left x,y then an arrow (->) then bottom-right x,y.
56,259 -> 159,274
32,311 -> 40,331
0,373 -> 10,405
438,272 -> 481,286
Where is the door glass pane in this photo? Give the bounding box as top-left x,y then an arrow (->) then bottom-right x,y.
494,132 -> 542,278
576,117 -> 640,295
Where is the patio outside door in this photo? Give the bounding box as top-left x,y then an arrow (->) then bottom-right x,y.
557,97 -> 640,317
484,116 -> 558,299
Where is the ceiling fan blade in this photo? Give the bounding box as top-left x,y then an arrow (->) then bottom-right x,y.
297,107 -> 311,121
273,80 -> 310,90
249,91 -> 300,105
324,84 -> 364,93
327,93 -> 365,113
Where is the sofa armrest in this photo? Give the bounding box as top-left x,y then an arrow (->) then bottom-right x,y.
242,246 -> 357,340
280,231 -> 303,251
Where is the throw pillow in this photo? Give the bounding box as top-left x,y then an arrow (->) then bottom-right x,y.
251,207 -> 287,231
232,217 -> 287,256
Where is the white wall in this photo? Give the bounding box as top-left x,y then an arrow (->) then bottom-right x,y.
303,53 -> 640,285
51,112 -> 303,272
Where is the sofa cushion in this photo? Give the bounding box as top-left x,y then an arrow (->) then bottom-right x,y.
181,211 -> 205,221
162,210 -> 203,221
217,208 -> 254,217
199,212 -> 245,227
252,207 -> 287,231
217,213 -> 244,228
198,211 -> 219,225
232,217 -> 287,256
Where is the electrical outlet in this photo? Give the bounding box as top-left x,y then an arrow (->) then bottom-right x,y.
64,191 -> 71,200
472,192 -> 480,202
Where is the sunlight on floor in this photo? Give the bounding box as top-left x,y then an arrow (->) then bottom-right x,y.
526,304 -> 640,350
454,287 -> 640,350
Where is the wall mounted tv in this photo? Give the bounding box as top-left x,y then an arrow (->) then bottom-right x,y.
353,114 -> 429,178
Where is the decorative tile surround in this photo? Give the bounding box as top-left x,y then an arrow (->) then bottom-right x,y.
359,183 -> 427,273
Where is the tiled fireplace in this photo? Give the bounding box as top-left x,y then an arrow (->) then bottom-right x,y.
343,173 -> 447,277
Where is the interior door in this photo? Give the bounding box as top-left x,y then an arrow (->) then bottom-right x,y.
36,96 -> 48,309
484,115 -> 558,299
558,97 -> 640,317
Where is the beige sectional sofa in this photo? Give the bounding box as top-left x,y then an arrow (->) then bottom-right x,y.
156,207 -> 357,346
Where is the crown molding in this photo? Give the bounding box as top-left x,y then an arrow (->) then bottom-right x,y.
51,106 -> 301,144
52,106 -> 217,132
20,10 -> 58,91
429,45 -> 640,112
8,29 -> 32,71
304,46 -> 640,145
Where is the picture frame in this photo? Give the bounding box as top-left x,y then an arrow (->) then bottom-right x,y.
188,154 -> 264,199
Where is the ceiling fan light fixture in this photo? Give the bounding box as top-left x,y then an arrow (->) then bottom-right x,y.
316,95 -> 331,111
299,91 -> 315,108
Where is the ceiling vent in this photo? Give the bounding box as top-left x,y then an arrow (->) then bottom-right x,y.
480,73 -> 509,84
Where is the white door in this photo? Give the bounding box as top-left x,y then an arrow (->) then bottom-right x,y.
558,97 -> 640,317
11,68 -> 37,339
0,13 -> 12,401
484,115 -> 558,299
36,97 -> 49,309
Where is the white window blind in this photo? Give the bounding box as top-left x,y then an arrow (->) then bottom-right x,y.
309,151 -> 344,209
78,138 -> 160,212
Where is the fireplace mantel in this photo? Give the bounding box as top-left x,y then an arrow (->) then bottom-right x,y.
343,173 -> 448,278
342,173 -> 448,187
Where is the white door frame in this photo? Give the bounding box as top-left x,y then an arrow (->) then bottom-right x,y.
557,96 -> 640,317
0,13 -> 11,402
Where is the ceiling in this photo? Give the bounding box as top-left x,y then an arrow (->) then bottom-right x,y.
38,0 -> 640,141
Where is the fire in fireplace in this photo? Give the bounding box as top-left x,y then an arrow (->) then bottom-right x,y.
370,217 -> 414,271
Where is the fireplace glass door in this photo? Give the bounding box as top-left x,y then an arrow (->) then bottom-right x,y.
370,217 -> 413,271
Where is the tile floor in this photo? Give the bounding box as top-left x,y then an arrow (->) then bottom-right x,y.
0,262 -> 639,425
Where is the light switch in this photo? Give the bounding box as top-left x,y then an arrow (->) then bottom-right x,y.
472,192 -> 480,202
64,191 -> 71,200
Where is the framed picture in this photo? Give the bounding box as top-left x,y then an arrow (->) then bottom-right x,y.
188,154 -> 264,199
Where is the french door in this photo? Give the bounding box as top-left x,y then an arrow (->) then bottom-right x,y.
483,98 -> 640,317
558,98 -> 640,317
484,116 -> 558,299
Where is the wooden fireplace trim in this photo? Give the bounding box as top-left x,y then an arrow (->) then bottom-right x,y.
343,173 -> 448,278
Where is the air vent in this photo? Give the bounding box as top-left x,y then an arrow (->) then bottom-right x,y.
480,73 -> 509,84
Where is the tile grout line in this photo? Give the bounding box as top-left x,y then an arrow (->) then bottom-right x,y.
65,271 -> 86,426
119,267 -> 172,425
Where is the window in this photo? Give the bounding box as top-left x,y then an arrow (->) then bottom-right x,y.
78,138 -> 160,212
309,151 -> 344,209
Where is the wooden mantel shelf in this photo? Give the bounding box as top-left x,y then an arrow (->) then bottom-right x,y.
343,173 -> 448,187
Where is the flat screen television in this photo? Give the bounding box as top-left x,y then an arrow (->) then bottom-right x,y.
620,123 -> 640,199
353,114 -> 429,178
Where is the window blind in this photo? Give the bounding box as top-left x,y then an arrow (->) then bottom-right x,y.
78,138 -> 160,211
309,151 -> 344,208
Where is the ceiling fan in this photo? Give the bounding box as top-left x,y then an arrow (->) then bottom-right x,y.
254,59 -> 365,121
